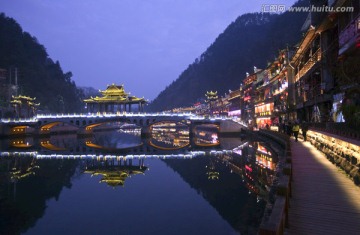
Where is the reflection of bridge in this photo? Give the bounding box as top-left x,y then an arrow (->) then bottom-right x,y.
0,112 -> 246,136
0,149 -> 236,161
1,136 -> 240,157
2,127 -> 247,157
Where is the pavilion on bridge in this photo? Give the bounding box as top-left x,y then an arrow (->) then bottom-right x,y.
83,84 -> 147,113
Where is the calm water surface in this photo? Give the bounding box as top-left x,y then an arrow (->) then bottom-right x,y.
0,126 -> 277,235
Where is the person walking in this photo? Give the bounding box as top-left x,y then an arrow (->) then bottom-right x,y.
286,121 -> 292,136
292,122 -> 300,142
301,121 -> 309,141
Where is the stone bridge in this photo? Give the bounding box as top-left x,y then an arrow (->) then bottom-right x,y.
0,112 -> 247,136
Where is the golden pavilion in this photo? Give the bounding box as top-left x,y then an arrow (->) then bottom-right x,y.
205,91 -> 218,102
11,95 -> 40,118
83,84 -> 147,113
85,165 -> 148,187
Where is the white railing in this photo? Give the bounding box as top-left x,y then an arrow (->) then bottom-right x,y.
0,150 -> 234,159
0,112 -> 248,125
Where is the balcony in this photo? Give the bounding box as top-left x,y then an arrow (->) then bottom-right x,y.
294,49 -> 322,82
339,14 -> 360,55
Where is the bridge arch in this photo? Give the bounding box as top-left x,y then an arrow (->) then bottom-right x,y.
9,125 -> 34,135
147,121 -> 190,150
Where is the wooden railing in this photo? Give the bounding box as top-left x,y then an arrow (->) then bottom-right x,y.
310,122 -> 360,140
294,48 -> 321,82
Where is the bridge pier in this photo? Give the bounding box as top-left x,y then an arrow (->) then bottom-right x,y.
0,124 -> 9,136
140,126 -> 151,138
188,123 -> 197,147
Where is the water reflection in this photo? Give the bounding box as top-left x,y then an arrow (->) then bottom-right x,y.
194,124 -> 219,147
86,130 -> 142,150
163,141 -> 278,234
84,158 -> 147,187
8,137 -> 34,148
0,155 -> 78,235
0,128 -> 278,235
150,122 -> 189,149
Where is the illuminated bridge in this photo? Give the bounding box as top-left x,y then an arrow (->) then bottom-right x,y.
0,112 -> 247,136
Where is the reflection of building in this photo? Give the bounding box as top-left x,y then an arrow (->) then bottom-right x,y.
220,142 -> 277,198
256,144 -> 275,171
9,157 -> 39,182
84,158 -> 147,187
255,143 -> 276,190
150,122 -> 190,149
206,158 -> 219,180
0,156 -> 39,199
84,84 -> 147,113
194,126 -> 219,146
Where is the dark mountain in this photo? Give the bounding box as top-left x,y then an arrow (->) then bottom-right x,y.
78,86 -> 101,98
148,0 -> 309,111
0,13 -> 84,113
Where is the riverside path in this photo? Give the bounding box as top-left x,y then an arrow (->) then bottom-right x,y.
285,138 -> 360,235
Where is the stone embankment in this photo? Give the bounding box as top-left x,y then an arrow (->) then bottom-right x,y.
254,128 -> 360,235
306,129 -> 360,185
254,130 -> 292,235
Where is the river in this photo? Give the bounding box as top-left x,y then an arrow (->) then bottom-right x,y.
0,124 -> 278,235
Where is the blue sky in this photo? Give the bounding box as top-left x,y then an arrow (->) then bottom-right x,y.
0,0 -> 297,100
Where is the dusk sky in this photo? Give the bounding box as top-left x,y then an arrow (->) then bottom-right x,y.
1,0 -> 297,101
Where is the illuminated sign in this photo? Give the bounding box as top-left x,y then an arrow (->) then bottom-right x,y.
228,110 -> 241,116
244,96 -> 251,101
245,165 -> 253,172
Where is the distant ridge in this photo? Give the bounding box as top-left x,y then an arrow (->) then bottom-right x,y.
148,0 -> 309,111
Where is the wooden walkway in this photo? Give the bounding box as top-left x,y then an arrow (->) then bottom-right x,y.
285,138 -> 360,235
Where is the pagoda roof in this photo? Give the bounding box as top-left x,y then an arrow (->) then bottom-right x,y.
205,91 -> 218,100
11,95 -> 40,106
100,84 -> 128,96
12,95 -> 37,101
84,83 -> 146,104
83,96 -> 146,103
206,91 -> 218,95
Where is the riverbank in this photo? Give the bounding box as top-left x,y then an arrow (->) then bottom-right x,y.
285,137 -> 360,234
254,129 -> 360,235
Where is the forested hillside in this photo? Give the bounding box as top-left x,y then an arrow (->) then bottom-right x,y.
149,0 -> 309,111
0,13 -> 83,113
